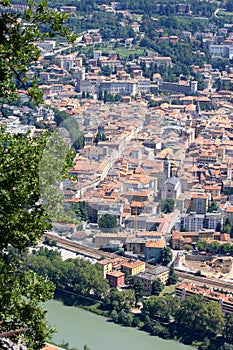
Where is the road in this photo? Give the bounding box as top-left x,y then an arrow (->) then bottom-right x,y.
214,7 -> 220,18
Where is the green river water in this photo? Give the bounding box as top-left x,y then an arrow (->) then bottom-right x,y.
45,300 -> 194,350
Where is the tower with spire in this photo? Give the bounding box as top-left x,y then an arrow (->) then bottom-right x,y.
164,153 -> 171,181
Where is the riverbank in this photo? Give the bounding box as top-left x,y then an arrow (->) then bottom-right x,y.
45,299 -> 195,350
54,290 -> 109,317
53,290 -> 196,348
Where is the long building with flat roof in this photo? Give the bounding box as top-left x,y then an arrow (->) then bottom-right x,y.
176,282 -> 233,315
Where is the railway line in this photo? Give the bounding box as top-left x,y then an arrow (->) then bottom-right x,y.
44,233 -> 233,293
44,232 -> 116,260
176,270 -> 233,293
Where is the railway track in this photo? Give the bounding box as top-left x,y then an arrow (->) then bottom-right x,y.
44,233 -> 116,260
176,270 -> 233,293
44,234 -> 233,293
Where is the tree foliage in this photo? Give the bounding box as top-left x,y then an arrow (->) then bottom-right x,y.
0,1 -> 75,347
132,279 -> 145,299
0,0 -> 75,105
28,248 -> 109,298
208,201 -> 219,213
158,247 -> 172,266
98,213 -> 117,229
151,278 -> 164,296
104,288 -> 136,312
161,198 -> 175,213
175,294 -> 224,341
143,294 -> 180,323
223,313 -> 233,343
0,129 -> 50,251
0,130 -> 59,349
167,265 -> 178,285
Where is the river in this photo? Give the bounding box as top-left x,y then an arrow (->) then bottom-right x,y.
45,300 -> 194,350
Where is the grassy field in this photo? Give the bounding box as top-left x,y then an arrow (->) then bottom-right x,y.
97,45 -> 145,58
218,10 -> 233,19
160,284 -> 176,296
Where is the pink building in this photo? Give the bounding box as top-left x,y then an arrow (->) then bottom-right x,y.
106,271 -> 125,288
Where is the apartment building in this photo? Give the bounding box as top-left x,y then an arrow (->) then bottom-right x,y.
121,260 -> 146,276
176,283 -> 233,315
209,44 -> 233,59
145,239 -> 166,262
134,265 -> 169,292
181,212 -> 224,231
106,271 -> 125,288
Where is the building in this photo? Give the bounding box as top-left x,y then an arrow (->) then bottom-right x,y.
121,260 -> 146,276
100,80 -> 137,96
176,283 -> 233,315
56,54 -> 82,70
190,193 -> 209,214
171,229 -> 220,249
37,40 -> 56,53
159,80 -> 198,94
163,154 -> 171,180
153,56 -> 172,67
60,6 -> 77,13
124,238 -> 147,255
181,212 -> 224,231
209,44 -> 233,59
134,265 -> 169,292
106,271 -> 125,288
162,176 -> 182,201
145,240 -> 166,262
97,259 -> 113,278
41,345 -> 58,350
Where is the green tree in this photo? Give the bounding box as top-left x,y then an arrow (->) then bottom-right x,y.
144,295 -> 180,323
101,65 -> 112,76
167,265 -> 178,285
208,241 -> 221,253
73,134 -> 85,150
223,224 -> 232,235
219,243 -> 232,255
28,249 -> 109,298
0,0 -> 75,105
199,337 -> 210,350
208,201 -> 219,213
0,130 -> 59,349
83,346 -> 91,350
98,214 -> 117,229
175,294 -> 224,341
69,201 -> 89,222
158,247 -> 173,266
216,222 -> 222,232
133,279 -> 145,299
94,132 -> 106,145
83,345 -> 91,350
151,278 -> 164,296
110,310 -> 119,323
142,315 -> 153,333
226,0 -> 233,12
223,313 -> 233,343
220,344 -> 233,350
108,288 -> 135,311
98,90 -> 103,100
183,244 -> 192,251
197,239 -> 208,252
161,198 -> 175,213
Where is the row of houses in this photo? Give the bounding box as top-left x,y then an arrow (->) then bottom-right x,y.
172,229 -> 230,250
176,282 -> 233,314
97,257 -> 169,291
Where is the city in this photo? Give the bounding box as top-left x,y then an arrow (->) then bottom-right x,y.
1,0 -> 233,350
